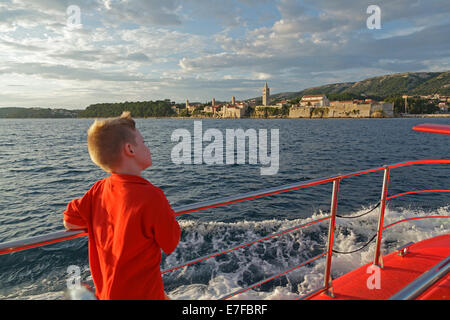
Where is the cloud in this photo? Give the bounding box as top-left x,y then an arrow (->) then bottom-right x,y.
99,0 -> 183,26
125,52 -> 151,62
118,27 -> 209,56
0,62 -> 152,82
0,39 -> 47,52
179,53 -> 258,72
1,0 -> 185,32
0,7 -> 57,31
49,49 -> 104,62
0,0 -> 101,31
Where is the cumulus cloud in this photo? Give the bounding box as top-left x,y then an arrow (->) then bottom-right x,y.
0,62 -> 151,82
99,0 -> 183,26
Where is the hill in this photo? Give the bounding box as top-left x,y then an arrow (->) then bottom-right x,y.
263,71 -> 450,103
0,107 -> 80,118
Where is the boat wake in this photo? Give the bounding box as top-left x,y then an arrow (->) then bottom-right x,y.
165,204 -> 450,300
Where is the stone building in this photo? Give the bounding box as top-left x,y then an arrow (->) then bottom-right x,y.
300,95 -> 330,107
289,97 -> 394,118
222,104 -> 247,118
329,100 -> 394,117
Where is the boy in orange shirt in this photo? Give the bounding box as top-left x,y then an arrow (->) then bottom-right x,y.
63,111 -> 180,300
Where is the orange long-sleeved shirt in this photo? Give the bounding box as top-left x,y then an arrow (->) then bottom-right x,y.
63,173 -> 180,300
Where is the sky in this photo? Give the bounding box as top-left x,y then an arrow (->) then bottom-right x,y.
0,0 -> 449,109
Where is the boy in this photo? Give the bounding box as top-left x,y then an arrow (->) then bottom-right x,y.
63,111 -> 180,300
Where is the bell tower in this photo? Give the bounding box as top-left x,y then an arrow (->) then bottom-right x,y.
262,82 -> 270,106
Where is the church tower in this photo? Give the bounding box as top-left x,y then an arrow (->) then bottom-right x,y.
262,82 -> 270,106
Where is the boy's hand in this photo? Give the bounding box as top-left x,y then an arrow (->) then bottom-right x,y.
64,220 -> 86,230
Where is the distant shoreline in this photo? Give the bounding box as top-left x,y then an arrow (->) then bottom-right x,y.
394,114 -> 450,118
2,114 -> 450,119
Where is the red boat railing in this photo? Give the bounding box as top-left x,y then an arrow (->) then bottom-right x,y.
0,159 -> 449,299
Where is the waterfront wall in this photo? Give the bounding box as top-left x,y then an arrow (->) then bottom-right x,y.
288,102 -> 394,118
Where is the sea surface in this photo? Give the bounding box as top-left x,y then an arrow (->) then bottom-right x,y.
0,117 -> 449,300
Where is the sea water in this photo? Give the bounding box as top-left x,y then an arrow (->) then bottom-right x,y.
0,118 -> 449,299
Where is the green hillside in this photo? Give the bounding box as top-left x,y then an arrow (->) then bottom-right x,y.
0,107 -> 79,118
411,71 -> 450,95
267,71 -> 449,103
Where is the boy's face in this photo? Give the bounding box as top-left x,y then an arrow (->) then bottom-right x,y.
133,129 -> 152,170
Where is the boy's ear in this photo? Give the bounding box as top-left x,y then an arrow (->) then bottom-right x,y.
123,142 -> 135,157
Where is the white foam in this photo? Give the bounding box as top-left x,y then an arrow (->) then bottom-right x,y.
167,204 -> 450,300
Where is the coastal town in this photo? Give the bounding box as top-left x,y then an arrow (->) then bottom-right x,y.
175,82 -> 450,119
2,74 -> 449,119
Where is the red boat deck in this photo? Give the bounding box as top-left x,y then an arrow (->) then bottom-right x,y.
412,123 -> 450,135
307,234 -> 450,300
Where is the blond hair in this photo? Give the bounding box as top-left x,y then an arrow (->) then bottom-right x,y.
87,111 -> 137,172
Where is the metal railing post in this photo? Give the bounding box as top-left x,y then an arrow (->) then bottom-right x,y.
323,178 -> 341,297
373,166 -> 391,268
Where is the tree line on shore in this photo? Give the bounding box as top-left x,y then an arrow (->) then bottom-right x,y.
77,100 -> 176,117
383,96 -> 440,114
